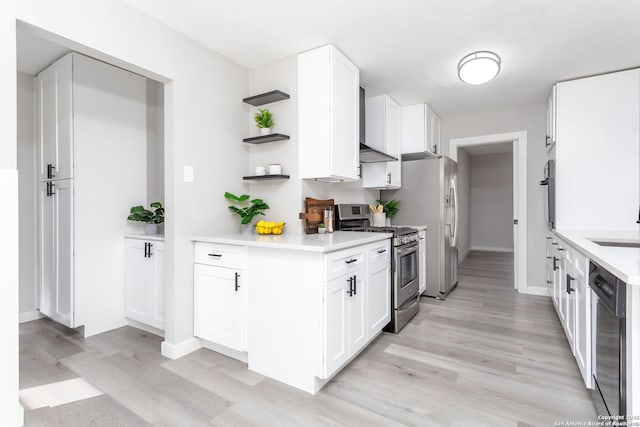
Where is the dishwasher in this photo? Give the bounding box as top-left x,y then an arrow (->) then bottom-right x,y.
589,261 -> 626,417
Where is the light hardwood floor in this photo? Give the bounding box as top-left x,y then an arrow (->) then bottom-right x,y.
21,251 -> 596,426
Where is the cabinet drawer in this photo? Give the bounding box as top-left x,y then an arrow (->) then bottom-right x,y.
575,250 -> 588,277
367,240 -> 391,265
324,246 -> 366,281
194,242 -> 247,269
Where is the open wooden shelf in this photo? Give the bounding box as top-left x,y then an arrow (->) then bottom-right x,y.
243,133 -> 290,144
243,174 -> 290,181
243,90 -> 290,106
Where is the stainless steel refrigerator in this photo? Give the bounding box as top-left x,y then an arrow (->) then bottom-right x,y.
382,156 -> 458,299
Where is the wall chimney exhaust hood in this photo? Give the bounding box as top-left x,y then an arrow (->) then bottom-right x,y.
358,87 -> 398,163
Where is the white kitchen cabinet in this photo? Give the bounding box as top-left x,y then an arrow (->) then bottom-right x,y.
546,84 -> 557,150
38,54 -> 73,181
401,103 -> 440,160
193,242 -> 247,351
418,230 -> 426,295
194,264 -> 245,351
38,179 -> 74,327
124,237 -> 165,331
366,255 -> 391,336
573,252 -> 592,387
547,232 -> 592,388
361,95 -> 402,189
37,52 -> 147,337
299,44 -> 360,182
555,69 -> 639,231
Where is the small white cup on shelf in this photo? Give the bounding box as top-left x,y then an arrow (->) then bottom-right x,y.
255,166 -> 267,176
268,164 -> 282,175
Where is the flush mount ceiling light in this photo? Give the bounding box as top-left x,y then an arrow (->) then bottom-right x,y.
457,51 -> 501,85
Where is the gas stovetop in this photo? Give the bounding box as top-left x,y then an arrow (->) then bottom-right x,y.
358,226 -> 417,237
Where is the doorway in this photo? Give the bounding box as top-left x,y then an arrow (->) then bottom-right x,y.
449,131 -> 528,293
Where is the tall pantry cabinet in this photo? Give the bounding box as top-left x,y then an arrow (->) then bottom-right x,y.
37,53 -> 147,336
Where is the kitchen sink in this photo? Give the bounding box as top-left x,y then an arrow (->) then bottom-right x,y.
590,240 -> 640,248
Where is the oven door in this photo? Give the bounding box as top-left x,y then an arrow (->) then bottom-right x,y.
394,242 -> 419,308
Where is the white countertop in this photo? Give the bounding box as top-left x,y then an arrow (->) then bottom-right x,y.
192,231 -> 392,253
554,229 -> 640,285
124,234 -> 165,242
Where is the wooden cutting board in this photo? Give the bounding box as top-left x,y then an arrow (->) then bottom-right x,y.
299,198 -> 334,234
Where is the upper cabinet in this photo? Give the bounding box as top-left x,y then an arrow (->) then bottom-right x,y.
299,45 -> 360,182
361,95 -> 402,189
400,103 -> 440,161
546,84 -> 557,150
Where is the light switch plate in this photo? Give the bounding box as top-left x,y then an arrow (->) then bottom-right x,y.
183,165 -> 194,182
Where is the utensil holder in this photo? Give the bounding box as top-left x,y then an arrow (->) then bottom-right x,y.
371,212 -> 386,227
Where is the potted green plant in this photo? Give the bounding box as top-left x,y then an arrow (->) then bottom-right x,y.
225,192 -> 269,232
254,108 -> 274,135
376,199 -> 400,226
127,201 -> 164,235
317,223 -> 326,234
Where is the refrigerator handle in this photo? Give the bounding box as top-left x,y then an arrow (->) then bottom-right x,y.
451,177 -> 458,247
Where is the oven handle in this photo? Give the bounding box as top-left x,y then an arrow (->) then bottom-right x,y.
396,242 -> 418,256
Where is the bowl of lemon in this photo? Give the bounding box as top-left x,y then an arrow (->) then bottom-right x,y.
255,220 -> 285,235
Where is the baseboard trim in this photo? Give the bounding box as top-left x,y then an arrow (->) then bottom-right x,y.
161,337 -> 202,360
522,286 -> 550,297
19,310 -> 44,323
470,246 -> 514,253
459,247 -> 471,261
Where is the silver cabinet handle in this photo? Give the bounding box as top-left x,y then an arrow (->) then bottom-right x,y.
208,253 -> 222,258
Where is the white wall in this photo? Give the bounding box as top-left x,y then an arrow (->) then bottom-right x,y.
457,148 -> 471,259
441,102 -> 547,288
146,78 -> 164,205
17,72 -> 38,316
9,0 -> 249,357
247,55 -> 378,235
470,153 -> 513,251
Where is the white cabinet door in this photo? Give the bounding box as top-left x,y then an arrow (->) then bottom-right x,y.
367,260 -> 391,337
194,264 -> 244,351
299,45 -> 359,182
418,231 -> 426,294
573,258 -> 591,387
564,258 -> 576,353
362,95 -> 402,189
401,103 -> 438,157
546,236 -> 554,297
323,273 -> 349,377
39,179 -> 75,327
348,270 -> 366,354
125,239 -> 165,330
37,54 -> 73,181
555,246 -> 566,326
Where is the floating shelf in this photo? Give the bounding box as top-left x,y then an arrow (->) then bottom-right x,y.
243,90 -> 290,106
243,133 -> 290,144
243,174 -> 290,181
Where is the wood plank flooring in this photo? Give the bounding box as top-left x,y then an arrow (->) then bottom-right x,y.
20,250 -> 596,426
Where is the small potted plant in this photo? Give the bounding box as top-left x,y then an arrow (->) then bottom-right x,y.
317,223 -> 326,234
225,192 -> 270,233
127,201 -> 164,235
254,108 -> 274,135
376,199 -> 400,226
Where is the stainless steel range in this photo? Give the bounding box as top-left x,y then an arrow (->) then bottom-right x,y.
335,204 -> 420,333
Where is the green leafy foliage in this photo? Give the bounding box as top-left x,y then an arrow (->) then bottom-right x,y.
127,201 -> 164,224
254,108 -> 274,128
224,192 -> 270,224
376,199 -> 400,219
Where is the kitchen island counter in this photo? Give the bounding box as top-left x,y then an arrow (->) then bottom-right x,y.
192,230 -> 392,253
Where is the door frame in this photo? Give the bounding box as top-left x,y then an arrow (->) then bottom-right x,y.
449,131 -> 527,293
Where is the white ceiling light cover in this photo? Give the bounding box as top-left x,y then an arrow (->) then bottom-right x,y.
458,51 -> 501,85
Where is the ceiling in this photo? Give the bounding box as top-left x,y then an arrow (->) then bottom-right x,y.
462,141 -> 513,156
122,0 -> 640,116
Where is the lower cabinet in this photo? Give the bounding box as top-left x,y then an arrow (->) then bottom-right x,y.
193,263 -> 245,351
125,237 -> 165,330
545,233 -> 592,388
193,242 -> 247,351
367,260 -> 391,335
323,267 -> 365,377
